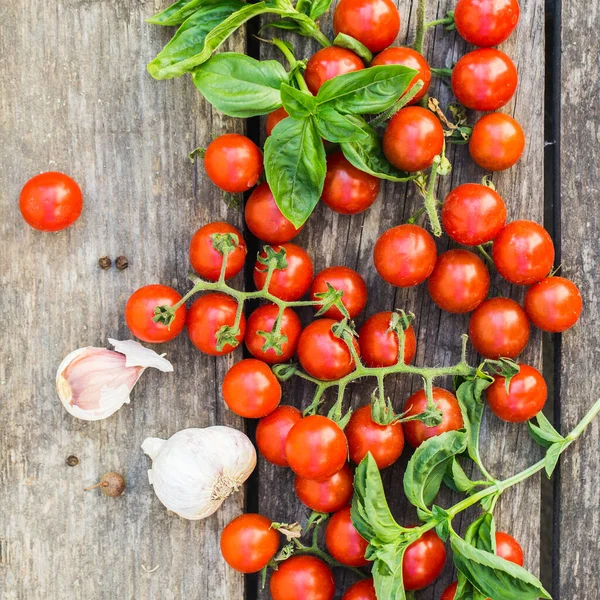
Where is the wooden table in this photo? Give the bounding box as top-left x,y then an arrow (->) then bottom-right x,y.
1,0 -> 597,598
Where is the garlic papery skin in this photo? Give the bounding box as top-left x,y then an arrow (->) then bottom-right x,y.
56,339 -> 173,421
142,427 -> 257,520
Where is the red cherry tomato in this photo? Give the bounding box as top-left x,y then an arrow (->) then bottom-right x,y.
403,529 -> 447,590
125,284 -> 186,343
374,224 -> 437,287
19,171 -> 83,232
469,113 -> 525,171
495,531 -> 524,566
325,506 -> 369,567
220,513 -> 280,573
441,582 -> 458,600
342,579 -> 377,600
427,249 -> 490,313
469,298 -> 530,359
270,555 -> 335,600
442,183 -> 507,246
321,152 -> 380,215
451,49 -> 517,111
245,304 -> 303,364
295,463 -> 354,512
454,0 -> 520,47
297,318 -> 360,381
256,405 -> 302,467
266,107 -> 289,136
310,266 -> 368,320
253,243 -> 314,301
304,47 -> 365,94
187,292 -> 246,355
492,220 -> 555,285
345,405 -> 404,468
203,134 -> 263,193
372,47 -> 431,104
285,415 -> 348,481
403,387 -> 464,448
524,276 -> 582,333
359,311 -> 417,367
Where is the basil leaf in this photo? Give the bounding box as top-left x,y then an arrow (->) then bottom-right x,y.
315,105 -> 369,143
309,0 -> 333,19
280,84 -> 317,118
528,411 -> 564,448
296,0 -> 312,14
372,543 -> 407,600
464,513 -> 496,552
545,441 -> 565,478
192,53 -> 288,117
447,457 -> 478,493
147,0 -> 209,26
264,116 -> 326,228
333,32 -> 373,63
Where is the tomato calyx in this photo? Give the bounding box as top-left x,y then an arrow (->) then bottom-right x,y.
256,245 -> 289,273
152,303 -> 178,327
188,147 -> 206,163
313,283 -> 350,318
210,232 -> 241,256
257,328 -> 289,356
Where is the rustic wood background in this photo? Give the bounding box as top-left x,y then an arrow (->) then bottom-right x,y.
0,0 -> 597,599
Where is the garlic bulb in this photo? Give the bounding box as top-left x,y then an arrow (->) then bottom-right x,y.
142,427 -> 256,520
56,338 -> 173,421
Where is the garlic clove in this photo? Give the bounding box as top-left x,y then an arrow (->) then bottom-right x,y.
108,339 -> 173,372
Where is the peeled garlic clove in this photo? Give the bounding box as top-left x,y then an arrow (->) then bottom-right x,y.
56,339 -> 173,421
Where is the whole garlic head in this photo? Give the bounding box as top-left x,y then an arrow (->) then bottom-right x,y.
142,427 -> 256,520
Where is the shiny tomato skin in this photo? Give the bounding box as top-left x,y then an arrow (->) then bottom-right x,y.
297,318 -> 360,381
19,171 -> 83,232
256,405 -> 302,466
333,0 -> 400,53
383,107 -> 445,172
495,531 -> 524,566
295,463 -> 354,512
342,579 -> 377,600
374,224 -> 437,287
321,152 -> 380,215
524,276 -> 583,333
469,297 -> 530,359
266,107 -> 289,136
187,292 -> 246,355
492,220 -> 555,285
469,113 -> 525,171
345,405 -> 404,468
220,514 -> 279,573
454,0 -> 520,47
285,415 -> 348,481
428,249 -> 490,313
270,555 -> 335,600
310,266 -> 368,320
325,506 -> 369,567
125,284 -> 186,343
204,134 -> 263,193
403,529 -> 447,590
372,47 -> 431,104
442,183 -> 507,246
441,582 -> 458,600
487,363 -> 547,422
359,311 -> 417,367
305,47 -> 365,94
403,387 -> 464,449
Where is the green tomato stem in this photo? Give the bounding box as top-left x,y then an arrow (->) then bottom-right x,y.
414,0 -> 427,54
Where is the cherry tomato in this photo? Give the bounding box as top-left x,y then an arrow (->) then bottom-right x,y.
253,243 -> 314,301
374,224 -> 437,287
451,49 -> 517,111
256,405 -> 302,466
325,506 -> 369,567
442,183 -> 507,246
469,297 -> 530,359
345,405 -> 404,468
305,47 -> 364,94
342,579 -> 377,600
295,463 -> 354,512
189,221 -> 247,281
19,171 -> 83,232
383,107 -> 444,172
492,220 -> 555,285
333,0 -> 400,53
222,359 -> 281,418
403,387 -> 464,449
266,107 -> 289,136
220,513 -> 279,573
454,0 -> 520,47
203,134 -> 262,193
270,555 -> 335,600
372,47 -> 431,104
487,363 -> 547,422
403,529 -> 446,590
321,152 -> 380,215
297,318 -> 360,381
310,266 -> 368,320
428,249 -> 490,313
125,284 -> 186,343
469,113 -> 525,171
187,292 -> 246,355
285,415 -> 348,480
245,304 -> 303,364
495,531 -> 524,566
359,311 -> 417,367
524,276 -> 582,333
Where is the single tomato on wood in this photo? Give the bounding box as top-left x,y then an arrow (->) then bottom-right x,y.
403,529 -> 446,590
295,463 -> 354,512
325,506 -> 369,567
270,555 -> 335,600
524,276 -> 583,332
310,265 -> 368,320
359,311 -> 417,367
469,113 -> 525,171
495,531 -> 525,565
256,405 -> 302,467
454,0 -> 520,47
304,46 -> 364,94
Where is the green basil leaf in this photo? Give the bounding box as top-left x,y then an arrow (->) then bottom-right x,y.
296,0 -> 312,14
372,543 -> 407,600
448,457 -> 478,493
456,377 -> 493,466
314,105 -> 369,143
309,0 -> 333,19
545,441 -> 565,478
147,0 -> 214,26
280,84 -> 317,118
333,32 -> 373,63
528,411 -> 564,448
464,513 -> 496,552
260,16 -> 315,36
